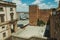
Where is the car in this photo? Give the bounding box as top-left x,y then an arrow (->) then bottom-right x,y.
17,24 -> 24,28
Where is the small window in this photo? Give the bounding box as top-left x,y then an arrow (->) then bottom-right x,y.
10,13 -> 14,20
53,11 -> 56,16
3,32 -> 6,37
2,26 -> 5,29
10,8 -> 13,11
0,7 -> 3,11
1,16 -> 4,22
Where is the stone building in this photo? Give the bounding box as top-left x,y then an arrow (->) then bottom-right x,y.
17,12 -> 29,20
50,1 -> 60,40
29,5 -> 38,26
29,5 -> 52,26
0,1 -> 18,40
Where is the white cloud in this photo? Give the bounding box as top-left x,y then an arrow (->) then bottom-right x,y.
4,0 -> 58,12
32,0 -> 57,9
54,0 -> 59,2
38,3 -> 57,9
32,0 -> 44,4
48,2 -> 51,4
12,0 -> 29,12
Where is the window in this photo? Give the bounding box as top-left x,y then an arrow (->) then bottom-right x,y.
10,13 -> 14,20
0,14 -> 4,22
3,32 -> 6,37
2,26 -> 5,29
53,11 -> 56,16
0,7 -> 3,11
1,16 -> 4,22
10,8 -> 13,11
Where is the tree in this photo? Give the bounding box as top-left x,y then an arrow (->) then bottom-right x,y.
37,19 -> 40,26
37,19 -> 45,26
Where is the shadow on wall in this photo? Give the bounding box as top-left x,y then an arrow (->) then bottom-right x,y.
44,19 -> 50,38
44,16 -> 57,40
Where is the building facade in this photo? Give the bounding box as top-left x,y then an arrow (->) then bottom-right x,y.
29,5 -> 52,26
29,5 -> 38,26
50,2 -> 60,40
0,1 -> 18,40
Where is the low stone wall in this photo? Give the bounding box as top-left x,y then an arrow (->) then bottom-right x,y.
5,36 -> 12,40
11,36 -> 47,40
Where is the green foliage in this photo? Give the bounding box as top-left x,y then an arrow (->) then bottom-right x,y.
37,19 -> 45,26
37,19 -> 40,26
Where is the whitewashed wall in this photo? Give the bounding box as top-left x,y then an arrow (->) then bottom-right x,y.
0,5 -> 17,40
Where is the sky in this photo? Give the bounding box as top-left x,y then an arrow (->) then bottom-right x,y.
4,0 -> 59,12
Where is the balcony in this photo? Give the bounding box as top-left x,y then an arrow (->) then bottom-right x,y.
0,19 -> 18,26
9,19 -> 18,23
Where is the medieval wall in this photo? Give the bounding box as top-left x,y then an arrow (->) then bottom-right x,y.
29,5 -> 38,26
29,5 -> 52,26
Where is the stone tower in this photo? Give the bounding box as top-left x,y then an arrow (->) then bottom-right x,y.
29,5 -> 39,26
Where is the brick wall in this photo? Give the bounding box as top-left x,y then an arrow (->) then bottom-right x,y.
29,5 -> 52,26
50,14 -> 60,40
38,9 -> 51,23
29,5 -> 38,26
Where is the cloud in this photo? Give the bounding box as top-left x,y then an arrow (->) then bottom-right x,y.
32,0 -> 44,4
32,0 -> 57,9
54,0 -> 59,2
12,0 -> 29,12
17,3 -> 29,12
38,3 -> 57,9
4,0 -> 58,12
